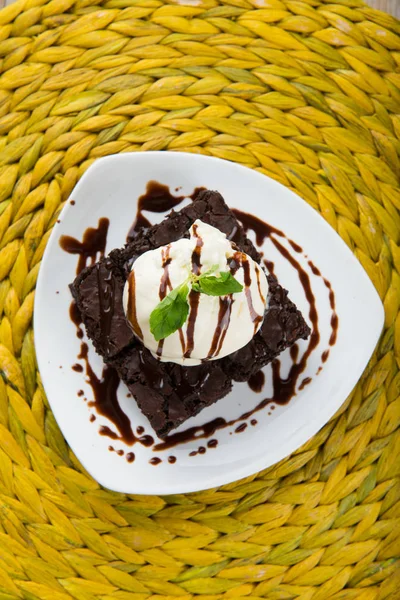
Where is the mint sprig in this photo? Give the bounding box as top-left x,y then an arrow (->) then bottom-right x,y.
149,282 -> 189,343
192,271 -> 243,296
149,268 -> 243,342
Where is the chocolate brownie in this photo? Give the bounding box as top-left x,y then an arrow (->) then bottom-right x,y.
71,190 -> 310,438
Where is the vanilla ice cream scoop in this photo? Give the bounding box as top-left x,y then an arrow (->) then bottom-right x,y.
123,220 -> 269,366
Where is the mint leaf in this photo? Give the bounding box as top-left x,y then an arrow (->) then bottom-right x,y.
195,271 -> 243,296
150,282 -> 189,342
199,263 -> 219,278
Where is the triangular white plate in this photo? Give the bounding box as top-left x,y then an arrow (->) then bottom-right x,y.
35,152 -> 384,494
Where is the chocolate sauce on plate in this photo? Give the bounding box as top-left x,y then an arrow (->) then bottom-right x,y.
264,259 -> 275,275
235,423 -> 247,433
235,208 -> 338,378
127,182 -> 184,241
155,417 -> 227,451
248,370 -> 265,393
289,240 -> 303,253
308,260 -> 321,277
70,302 -> 83,339
299,377 -> 312,390
127,181 -> 205,241
290,344 -> 299,363
234,208 -> 320,396
60,217 -> 109,276
207,439 -> 218,448
81,349 -> 136,445
100,425 -> 118,440
61,219 -> 137,446
139,434 -> 154,447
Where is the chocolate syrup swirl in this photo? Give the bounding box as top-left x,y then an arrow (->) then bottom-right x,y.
255,265 -> 266,304
127,181 -> 185,241
127,270 -> 143,340
242,255 -> 263,335
127,182 -> 206,242
60,218 -> 109,276
184,290 -> 200,359
248,370 -> 265,393
230,251 -> 263,336
184,226 -> 203,358
156,245 -> 172,358
159,245 -> 172,299
207,296 -> 233,359
191,223 -> 203,276
61,219 -> 149,448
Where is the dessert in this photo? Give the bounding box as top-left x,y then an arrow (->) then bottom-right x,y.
70,189 -> 310,438
123,219 -> 269,366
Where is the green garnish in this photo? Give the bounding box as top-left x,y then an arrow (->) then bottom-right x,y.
149,282 -> 189,343
150,267 -> 243,342
192,271 -> 243,296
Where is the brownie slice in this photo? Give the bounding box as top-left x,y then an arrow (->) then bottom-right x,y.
71,190 -> 310,438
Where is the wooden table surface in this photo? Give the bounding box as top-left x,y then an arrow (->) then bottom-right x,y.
0,0 -> 399,15
365,0 -> 400,17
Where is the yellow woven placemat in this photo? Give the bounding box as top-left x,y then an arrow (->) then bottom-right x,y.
0,0 -> 399,598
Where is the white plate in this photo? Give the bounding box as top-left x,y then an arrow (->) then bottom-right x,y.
34,152 -> 384,494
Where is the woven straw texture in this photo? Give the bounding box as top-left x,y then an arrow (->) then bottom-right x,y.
0,0 -> 399,598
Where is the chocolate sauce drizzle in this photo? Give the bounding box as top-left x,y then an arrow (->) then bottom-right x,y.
242,255 -> 263,335
184,226 -> 203,359
127,181 -> 205,241
207,296 -> 233,360
308,260 -> 338,348
127,270 -> 143,340
234,208 -> 338,386
229,252 -> 262,336
61,219 -> 150,448
60,218 -> 109,276
248,370 -> 265,393
155,244 -> 185,357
